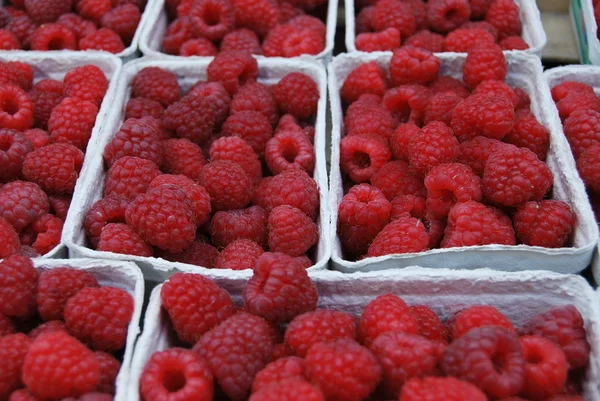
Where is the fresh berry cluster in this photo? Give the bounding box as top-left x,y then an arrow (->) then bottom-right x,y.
337,45 -> 575,260
0,63 -> 109,258
160,0 -> 328,57
0,254 -> 135,401
0,0 -> 146,53
140,262 -> 589,401
550,80 -> 600,223
84,53 -> 321,269
354,0 -> 529,53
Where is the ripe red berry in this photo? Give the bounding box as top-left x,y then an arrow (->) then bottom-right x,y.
410,305 -> 448,344
399,377 -> 487,401
359,294 -> 419,347
0,129 -> 33,182
427,0 -> 471,33
520,335 -> 568,401
0,333 -> 31,400
372,0 -> 416,39
504,110 -> 550,160
425,163 -> 482,220
513,200 -> 575,248
162,241 -> 218,268
408,121 -> 459,175
340,134 -> 391,183
451,94 -> 514,142
0,84 -> 33,131
210,206 -> 268,248
220,28 -> 261,54
97,222 -> 153,256
30,24 -> 77,51
485,0 -> 522,40
132,67 -> 181,107
249,379 -> 324,401
161,138 -> 206,182
389,46 -> 440,86
274,73 -> 319,121
341,61 -> 387,105
101,4 -> 141,45
214,239 -> 264,270
48,97 -> 99,150
463,43 -> 507,89
367,215 -> 429,257
356,28 -> 401,52
95,351 -> 121,395
0,217 -> 20,258
207,51 -> 259,95
0,180 -> 49,232
84,196 -> 129,247
0,254 -> 38,318
232,0 -> 279,38
563,109 -> 600,158
22,143 -> 84,195
448,305 -> 515,340
252,357 -> 306,393
443,28 -> 495,52
163,93 -> 216,145
404,29 -> 445,52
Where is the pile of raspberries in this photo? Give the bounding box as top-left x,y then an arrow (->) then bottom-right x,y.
354,0 -> 530,53
160,0 -> 328,57
337,44 -> 576,260
139,254 -> 590,401
0,0 -> 145,53
0,62 -> 109,259
550,80 -> 600,223
84,51 -> 321,270
0,254 -> 135,401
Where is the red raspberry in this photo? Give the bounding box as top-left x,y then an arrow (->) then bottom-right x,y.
424,92 -> 462,127
209,136 -> 261,183
48,195 -> 71,221
243,252 -> 317,323
441,326 -> 524,398
288,14 -> 326,37
126,184 -> 196,252
355,6 -> 374,33
22,129 -> 50,150
161,272 -> 234,343
30,24 -> 77,51
221,111 -> 272,155
382,84 -> 431,124
0,217 -> 20,258
520,335 -> 568,401
0,333 -> 31,400
97,223 -> 153,256
359,294 -> 419,346
7,15 -> 36,49
231,0 -> 279,37
273,73 -> 319,121
22,143 -> 84,195
371,332 -> 439,398
254,169 -> 319,219
443,28 -> 495,53
103,156 -> 160,200
101,4 -> 141,45
451,94 -> 514,142
390,194 -> 426,220
578,145 -> 600,192
77,0 -> 112,23
214,239 -> 264,270
461,20 -> 499,38
178,38 -> 218,56
410,305 -> 448,343
500,36 -> 529,50
28,320 -> 67,340
0,30 -> 20,49
389,47 -> 440,87
23,332 -> 100,400
280,26 -> 324,57
470,0 -> 493,19
356,28 -> 400,52
27,214 -> 63,255
371,0 -> 416,40
199,160 -> 252,211
252,357 -> 306,392
161,240 -> 218,268
210,206 -> 267,247
0,130 -> 33,182
556,92 -> 600,121
448,305 -> 515,339
441,200 -> 516,247
220,28 -> 261,54
57,13 -> 97,41
132,67 -> 181,107
399,377 -> 487,401
0,84 -> 33,131
0,181 -> 49,232
231,82 -> 278,126
563,109 -> 600,158
104,118 -> 163,167
457,136 -> 507,176
84,196 -> 129,246
29,83 -> 63,130
283,0 -> 326,11
187,80 -> 231,126
345,101 -> 395,139
483,146 -> 553,207
427,0 -> 471,33
371,160 -> 424,201
424,163 -> 482,219
207,51 -> 258,95
189,0 -> 234,41
268,205 -> 318,257
429,76 -> 470,98
404,30 -> 444,52
463,43 -> 507,89
305,339 -> 381,401
513,200 -> 574,248
261,24 -> 294,57
149,174 -> 211,225
265,130 -> 315,175
64,65 -> 108,108
408,121 -> 459,174
125,97 -> 163,120
0,61 -> 33,92
340,134 -> 391,183
551,81 -> 594,102
48,97 -> 99,150
140,348 -> 213,401
64,286 -> 133,351
473,80 -> 518,107
389,123 -> 419,161
163,94 -> 216,145
340,61 -> 387,105
161,17 -> 193,54
95,351 -> 120,395
160,138 -> 205,182
250,379 -> 323,401
485,0 -> 522,40
367,215 -> 429,257
194,312 -> 274,400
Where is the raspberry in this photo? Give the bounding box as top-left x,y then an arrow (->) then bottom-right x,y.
485,0 -> 522,40
500,36 -> 529,50
28,320 -> 67,340
0,29 -> 20,49
424,163 -> 482,219
404,30 -> 444,52
267,205 -> 318,257
7,16 -> 36,49
64,286 -> 133,351
283,0 -> 326,11
371,332 -> 439,397
410,305 -> 448,343
161,272 -> 234,343
23,332 -> 100,400
104,118 -> 163,167
556,92 -> 600,121
0,84 -> 33,131
84,196 -> 129,246
382,84 -> 431,124
9,390 -> 40,401
162,17 -> 193,54
217,112 -> 270,155
473,80 -> 518,107
520,335 -> 568,401
345,102 -> 395,139
179,38 -> 218,56
427,0 -> 471,33
243,252 -> 317,323
463,43 -> 507,89
149,174 -> 211,225
48,97 -> 99,150
103,156 -> 160,200
371,0 -> 416,40
159,139 -> 204,182
551,81 -> 594,103
30,24 -> 78,51
57,13 -> 97,41
408,122 -> 459,174
101,4 -> 141,44
461,20 -> 499,39
22,129 -> 50,149
22,143 -> 84,195
341,61 -> 387,105
578,145 -> 600,192
261,24 -> 294,57
0,217 -> 20,258
252,358 -> 306,392
140,348 -> 213,401
194,312 -> 274,400
163,94 -> 216,145
97,223 -> 152,256
210,206 -> 268,247
389,47 -> 440,87
0,333 -> 30,400
48,195 -> 71,221
280,27 -> 324,57
441,327 -> 524,398
563,109 -> 600,158
95,351 -> 120,395
209,136 -> 261,183
399,377 -> 487,401
64,65 -> 108,108
0,62 -> 33,91
231,82 -> 278,126
514,200 -> 574,248
163,240 -> 219,267
77,0 -> 112,23
214,239 -> 264,270
207,51 -> 258,95
367,215 -> 429,257
389,123 -> 418,161
451,94 -> 514,142
355,6 -> 374,33
220,28 -> 261,54
254,169 -> 319,219
305,339 -> 381,401
470,0 -> 494,19
356,28 -> 400,52
187,81 -> 231,126
125,97 -> 163,121
273,73 -> 319,121
126,184 -> 196,252
390,194 -> 426,220
250,379 -> 323,401
441,201 -> 515,247
27,214 -> 63,255
0,181 -> 49,232
288,14 -> 325,37
448,305 -> 515,339
199,160 -> 252,211
0,130 -> 33,182
29,85 -> 63,130
265,130 -> 315,175
340,134 -> 391,183
189,0 -> 234,41
444,28 -> 495,53
358,294 -> 419,346
371,160 -> 425,200
132,67 -> 181,107
231,0 -> 279,37
483,146 -> 553,207
429,76 -> 470,98
457,136 -> 507,176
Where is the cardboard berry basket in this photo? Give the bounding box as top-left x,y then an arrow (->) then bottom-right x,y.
138,0 -> 339,63
329,51 -> 599,274
0,51 -> 121,260
33,258 -> 144,401
64,56 -> 331,282
127,267 -> 600,401
572,0 -> 600,65
344,0 -> 547,56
